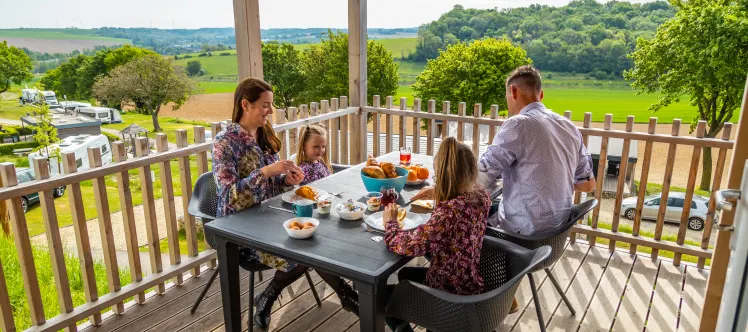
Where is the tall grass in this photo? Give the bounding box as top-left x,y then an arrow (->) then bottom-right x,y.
0,234 -> 132,329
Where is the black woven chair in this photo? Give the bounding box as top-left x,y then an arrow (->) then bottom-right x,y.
385,236 -> 551,332
485,199 -> 598,332
187,172 -> 322,331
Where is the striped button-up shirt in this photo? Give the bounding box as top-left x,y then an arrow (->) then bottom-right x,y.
479,102 -> 593,235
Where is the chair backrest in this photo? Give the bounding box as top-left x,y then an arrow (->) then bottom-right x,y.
187,172 -> 219,247
486,199 -> 598,271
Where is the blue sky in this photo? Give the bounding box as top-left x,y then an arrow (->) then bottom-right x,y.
1,0 -> 656,30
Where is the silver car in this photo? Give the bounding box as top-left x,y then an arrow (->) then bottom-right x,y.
620,192 -> 709,231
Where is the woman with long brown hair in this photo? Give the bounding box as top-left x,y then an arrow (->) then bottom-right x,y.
381,137 -> 492,332
213,78 -> 358,329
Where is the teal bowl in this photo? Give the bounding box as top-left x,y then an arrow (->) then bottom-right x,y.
360,167 -> 409,193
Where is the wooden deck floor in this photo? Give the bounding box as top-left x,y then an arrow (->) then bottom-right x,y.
83,241 -> 708,332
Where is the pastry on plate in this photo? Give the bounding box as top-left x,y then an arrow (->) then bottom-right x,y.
295,186 -> 318,200
362,166 -> 386,179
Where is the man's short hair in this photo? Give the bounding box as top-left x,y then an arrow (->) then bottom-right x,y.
506,65 -> 542,93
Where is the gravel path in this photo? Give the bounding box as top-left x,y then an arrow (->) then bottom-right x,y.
31,196 -> 186,253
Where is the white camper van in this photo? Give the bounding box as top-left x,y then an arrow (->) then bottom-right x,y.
77,107 -> 123,124
27,134 -> 112,175
19,88 -> 60,108
60,101 -> 92,112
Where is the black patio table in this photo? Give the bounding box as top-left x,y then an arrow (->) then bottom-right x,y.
206,152 -> 438,332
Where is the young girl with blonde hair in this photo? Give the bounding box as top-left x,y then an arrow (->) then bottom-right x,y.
382,137 -> 492,332
295,124 -> 333,185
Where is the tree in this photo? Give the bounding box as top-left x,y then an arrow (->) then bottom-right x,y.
300,30 -> 399,108
625,0 -> 748,190
186,60 -> 204,76
0,41 -> 33,93
29,102 -> 61,171
412,38 -> 532,116
93,55 -> 198,131
262,42 -> 305,110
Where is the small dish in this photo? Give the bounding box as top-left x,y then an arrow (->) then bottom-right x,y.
283,217 -> 319,239
336,200 -> 367,220
317,194 -> 333,214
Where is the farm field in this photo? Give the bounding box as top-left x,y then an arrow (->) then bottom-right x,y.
0,29 -> 130,53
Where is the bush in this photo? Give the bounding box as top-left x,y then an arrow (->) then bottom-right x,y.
103,132 -> 121,143
219,52 -> 232,56
198,52 -> 208,57
0,126 -> 33,142
0,141 -> 39,155
182,55 -> 193,59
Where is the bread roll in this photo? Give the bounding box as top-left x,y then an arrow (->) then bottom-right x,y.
362,166 -> 386,179
380,162 -> 398,179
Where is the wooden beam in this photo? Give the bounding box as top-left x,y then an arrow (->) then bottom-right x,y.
700,75 -> 748,332
349,0 -> 367,164
232,0 -> 262,80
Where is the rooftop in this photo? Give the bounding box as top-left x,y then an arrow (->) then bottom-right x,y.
20,110 -> 101,129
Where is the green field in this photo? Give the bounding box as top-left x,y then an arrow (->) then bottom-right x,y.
0,29 -> 129,42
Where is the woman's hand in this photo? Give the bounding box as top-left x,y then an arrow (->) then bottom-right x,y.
383,203 -> 399,224
262,160 -> 302,178
284,169 -> 305,185
411,186 -> 435,201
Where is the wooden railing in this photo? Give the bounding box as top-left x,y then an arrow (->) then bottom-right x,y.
0,94 -> 733,330
362,96 -> 734,268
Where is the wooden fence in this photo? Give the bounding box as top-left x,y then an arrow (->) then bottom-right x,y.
0,94 -> 734,331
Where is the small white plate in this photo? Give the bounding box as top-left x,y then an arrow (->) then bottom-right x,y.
281,188 -> 328,204
365,211 -> 425,231
406,179 -> 426,185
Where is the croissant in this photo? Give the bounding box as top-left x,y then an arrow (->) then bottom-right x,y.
362,166 -> 386,179
380,162 -> 398,179
295,186 -> 318,200
366,156 -> 380,167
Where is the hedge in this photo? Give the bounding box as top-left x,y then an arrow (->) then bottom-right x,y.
0,142 -> 39,156
0,126 -> 33,141
103,132 -> 120,143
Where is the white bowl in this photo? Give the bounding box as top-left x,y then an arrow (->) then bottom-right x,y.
335,202 -> 367,220
282,217 -> 320,239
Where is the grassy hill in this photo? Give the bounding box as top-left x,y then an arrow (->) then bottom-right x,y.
0,29 -> 130,42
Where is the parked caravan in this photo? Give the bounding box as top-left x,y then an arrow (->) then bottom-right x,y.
27,134 -> 112,175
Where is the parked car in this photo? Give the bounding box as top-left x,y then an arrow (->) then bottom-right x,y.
16,168 -> 66,214
620,192 -> 709,231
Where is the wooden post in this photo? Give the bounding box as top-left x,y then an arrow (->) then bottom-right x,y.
32,157 -> 76,330
652,120 -> 681,260
288,107 -> 298,156
700,76 -> 748,331
330,99 -> 339,163
630,118 -> 657,255
156,134 -> 183,285
399,97 -> 407,149
110,144 -> 145,304
442,101 -> 450,138
349,0 -> 367,164
590,114 -> 613,245
412,98 -> 421,154
386,96 -> 394,153
673,121 -> 706,265
277,109 -> 288,160
193,127 -> 215,268
570,112 -> 592,244
0,171 -> 7,235
427,100 -> 435,155
0,260 -> 14,332
341,99 -> 350,164
232,0 -> 262,80
135,137 -> 166,293
699,123 -> 733,268
472,104 -> 481,158
372,95 -> 381,157
0,163 -> 44,325
310,102 -> 319,117
488,105 -> 499,143
457,102 -> 466,142
321,100 -> 330,133
176,130 -> 200,277
610,116 -> 635,250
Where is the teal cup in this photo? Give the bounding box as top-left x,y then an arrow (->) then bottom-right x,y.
292,199 -> 315,217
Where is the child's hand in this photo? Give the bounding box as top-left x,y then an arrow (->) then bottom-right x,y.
411,186 -> 435,201
383,204 -> 399,223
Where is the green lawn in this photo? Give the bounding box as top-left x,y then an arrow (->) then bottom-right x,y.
0,234 -> 132,329
0,29 -> 130,43
173,55 -> 238,79
197,81 -> 239,94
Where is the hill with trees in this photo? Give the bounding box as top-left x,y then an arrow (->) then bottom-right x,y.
412,0 -> 675,78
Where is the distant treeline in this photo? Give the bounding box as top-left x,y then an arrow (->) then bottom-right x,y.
412,0 -> 675,78
20,45 -> 120,73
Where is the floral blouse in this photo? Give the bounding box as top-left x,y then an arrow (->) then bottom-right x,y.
213,123 -> 293,218
298,161 -> 331,186
385,189 -> 491,296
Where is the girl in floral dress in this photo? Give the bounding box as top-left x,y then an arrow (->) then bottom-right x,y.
382,137 -> 492,332
213,78 -> 358,330
294,124 -> 333,185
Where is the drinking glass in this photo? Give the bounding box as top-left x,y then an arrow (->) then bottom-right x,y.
399,146 -> 412,165
380,186 -> 397,207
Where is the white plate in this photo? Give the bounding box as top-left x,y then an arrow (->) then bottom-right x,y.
406,179 -> 426,185
281,188 -> 328,204
365,211 -> 425,231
